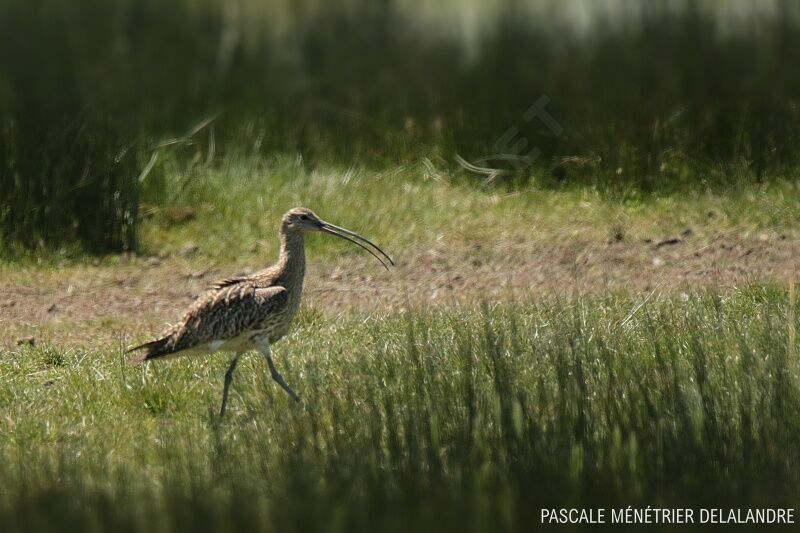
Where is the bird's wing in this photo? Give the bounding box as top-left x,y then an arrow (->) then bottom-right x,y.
129,284 -> 288,361
209,276 -> 249,290
211,266 -> 278,290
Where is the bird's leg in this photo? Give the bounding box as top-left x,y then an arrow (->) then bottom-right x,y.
257,343 -> 301,403
219,352 -> 240,417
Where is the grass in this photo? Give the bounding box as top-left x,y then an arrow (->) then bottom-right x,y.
4,155 -> 800,278
112,157 -> 800,264
3,0 -> 800,251
4,4 -> 800,529
1,288 -> 800,532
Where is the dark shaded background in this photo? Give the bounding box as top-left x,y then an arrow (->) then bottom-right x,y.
1,0 -> 799,251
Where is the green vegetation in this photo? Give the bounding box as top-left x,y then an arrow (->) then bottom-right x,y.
3,2 -> 800,530
5,153 -> 800,270
2,0 -> 800,252
87,157 -> 800,263
2,290 -> 799,532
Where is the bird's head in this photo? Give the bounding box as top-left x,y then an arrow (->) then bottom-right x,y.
283,207 -> 324,232
281,207 -> 394,270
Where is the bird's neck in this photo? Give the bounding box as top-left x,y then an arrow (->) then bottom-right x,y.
276,227 -> 306,286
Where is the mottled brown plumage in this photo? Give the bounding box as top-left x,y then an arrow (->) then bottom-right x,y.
127,207 -> 393,416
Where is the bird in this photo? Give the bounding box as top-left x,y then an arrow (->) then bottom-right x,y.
127,207 -> 393,416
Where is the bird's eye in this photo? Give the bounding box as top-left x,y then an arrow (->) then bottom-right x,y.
299,214 -> 309,221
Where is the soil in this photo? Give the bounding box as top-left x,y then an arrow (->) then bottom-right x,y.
1,227 -> 798,348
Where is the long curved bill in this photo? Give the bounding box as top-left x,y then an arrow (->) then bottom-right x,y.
319,221 -> 395,270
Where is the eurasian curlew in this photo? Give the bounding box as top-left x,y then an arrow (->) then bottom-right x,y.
127,207 -> 393,416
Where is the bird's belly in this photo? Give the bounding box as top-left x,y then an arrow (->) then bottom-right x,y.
256,312 -> 294,343
205,298 -> 299,353
204,322 -> 294,355
208,335 -> 253,353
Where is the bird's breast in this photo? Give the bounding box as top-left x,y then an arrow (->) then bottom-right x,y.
257,287 -> 302,344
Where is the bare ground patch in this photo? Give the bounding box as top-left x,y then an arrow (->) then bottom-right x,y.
1,226 -> 798,349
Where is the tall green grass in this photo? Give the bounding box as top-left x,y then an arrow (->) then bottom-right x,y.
1,288 -> 799,532
2,0 -> 800,252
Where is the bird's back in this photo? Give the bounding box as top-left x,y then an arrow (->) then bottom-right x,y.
129,269 -> 295,361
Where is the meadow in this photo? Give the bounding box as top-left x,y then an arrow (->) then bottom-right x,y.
3,1 -> 800,531
2,158 -> 800,531
2,288 -> 800,532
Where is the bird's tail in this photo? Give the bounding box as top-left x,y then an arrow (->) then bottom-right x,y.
126,337 -> 173,364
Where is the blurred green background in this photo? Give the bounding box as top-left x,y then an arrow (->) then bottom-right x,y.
1,0 -> 799,252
